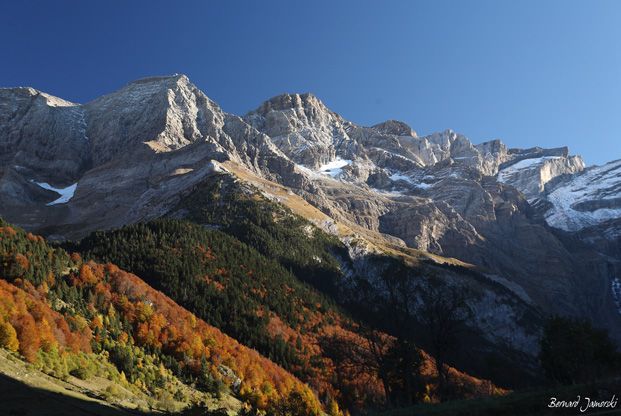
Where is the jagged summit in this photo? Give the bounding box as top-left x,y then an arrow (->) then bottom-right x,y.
0,75 -> 593,189
245,91 -> 354,168
82,74 -> 229,164
249,92 -> 332,115
127,73 -> 189,85
0,86 -> 78,107
0,86 -> 43,96
372,119 -> 417,137
87,73 -> 201,106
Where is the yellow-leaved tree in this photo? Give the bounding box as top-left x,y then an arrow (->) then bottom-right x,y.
0,320 -> 20,352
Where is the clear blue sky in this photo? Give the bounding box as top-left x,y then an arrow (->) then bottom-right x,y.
1,0 -> 619,165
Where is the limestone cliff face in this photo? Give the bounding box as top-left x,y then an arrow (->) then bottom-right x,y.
83,75 -> 229,165
541,159 -> 621,231
0,87 -> 91,183
1,74 -> 620,350
497,149 -> 585,200
245,93 -> 358,168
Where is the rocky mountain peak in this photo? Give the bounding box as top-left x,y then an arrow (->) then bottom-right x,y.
251,92 -> 327,114
0,87 -> 77,108
83,74 -> 227,165
0,86 -> 89,184
371,120 -> 417,137
86,73 -> 206,110
244,93 -> 355,168
126,73 -> 189,86
1,86 -> 65,108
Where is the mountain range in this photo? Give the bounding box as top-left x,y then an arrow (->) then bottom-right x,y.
1,74 -> 620,414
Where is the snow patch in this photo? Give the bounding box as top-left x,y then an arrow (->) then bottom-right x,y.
318,158 -> 352,177
389,173 -> 412,183
389,172 -> 433,189
32,181 -> 78,205
296,158 -> 353,180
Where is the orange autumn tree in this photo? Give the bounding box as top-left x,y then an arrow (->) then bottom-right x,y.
13,314 -> 41,362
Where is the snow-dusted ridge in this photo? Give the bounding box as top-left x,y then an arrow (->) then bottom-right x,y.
544,159 -> 621,231
496,155 -> 585,201
497,156 -> 562,185
494,153 -> 621,232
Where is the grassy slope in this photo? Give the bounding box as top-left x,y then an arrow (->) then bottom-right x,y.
0,348 -> 157,416
0,347 -> 243,416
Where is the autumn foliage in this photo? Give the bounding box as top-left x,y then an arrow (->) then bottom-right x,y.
94,262 -> 319,411
0,279 -> 89,362
0,215 -> 502,414
0,219 -> 321,413
66,220 -> 391,408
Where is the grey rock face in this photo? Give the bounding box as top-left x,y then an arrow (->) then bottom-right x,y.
0,87 -> 91,183
541,159 -> 621,231
497,152 -> 585,200
245,93 -> 357,168
84,75 -> 228,166
371,119 -> 417,137
378,199 -> 483,254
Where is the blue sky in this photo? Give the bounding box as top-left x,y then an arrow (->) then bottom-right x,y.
1,0 -> 619,164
